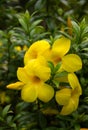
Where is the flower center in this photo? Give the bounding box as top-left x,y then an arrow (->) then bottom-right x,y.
53,57 -> 61,64
32,76 -> 41,83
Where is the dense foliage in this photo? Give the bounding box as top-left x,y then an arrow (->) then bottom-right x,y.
0,0 -> 88,130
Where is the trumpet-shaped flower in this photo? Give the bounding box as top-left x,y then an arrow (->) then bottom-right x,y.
7,56 -> 54,103
24,37 -> 71,66
51,37 -> 71,64
55,73 -> 82,115
24,40 -> 50,65
24,37 -> 82,73
6,37 -> 82,115
49,37 -> 82,73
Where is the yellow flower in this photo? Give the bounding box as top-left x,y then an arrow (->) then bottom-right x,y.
14,46 -> 22,51
23,45 -> 28,51
49,37 -> 82,73
50,37 -> 71,65
14,45 -> 28,52
55,73 -> 82,115
24,37 -> 82,73
6,37 -> 82,110
7,56 -> 54,103
18,56 -> 51,82
24,40 -> 50,65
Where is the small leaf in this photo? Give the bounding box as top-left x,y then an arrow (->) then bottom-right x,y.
53,80 -> 59,88
82,48 -> 88,51
55,71 -> 68,78
72,21 -> 80,41
72,21 -> 80,34
25,10 -> 30,21
30,19 -> 43,31
81,26 -> 88,38
82,114 -> 88,121
35,0 -> 46,10
59,31 -> 72,39
2,104 -> 11,118
6,116 -> 14,126
48,61 -> 54,73
54,62 -> 62,72
19,18 -> 28,32
38,112 -> 47,129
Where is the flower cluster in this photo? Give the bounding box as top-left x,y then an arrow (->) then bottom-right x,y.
7,36 -> 82,115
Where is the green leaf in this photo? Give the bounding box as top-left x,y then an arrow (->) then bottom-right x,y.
38,112 -> 47,128
6,116 -> 13,124
74,124 -> 80,130
81,48 -> 88,51
30,19 -> 43,31
59,31 -> 72,39
53,80 -> 59,88
19,18 -> 28,32
82,114 -> 88,121
30,26 -> 44,36
48,61 -> 54,73
72,21 -> 80,34
81,26 -> 88,38
72,21 -> 80,41
54,62 -> 61,72
81,52 -> 88,57
55,71 -> 68,78
25,10 -> 30,21
35,0 -> 46,10
2,104 -> 11,118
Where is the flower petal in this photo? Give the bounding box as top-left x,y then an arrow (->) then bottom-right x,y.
68,73 -> 82,95
21,83 -> 37,102
52,37 -> 71,58
25,57 -> 51,82
55,88 -> 71,105
6,82 -> 24,90
38,83 -> 54,102
17,67 -> 30,83
60,95 -> 79,115
62,54 -> 82,72
24,40 -> 50,65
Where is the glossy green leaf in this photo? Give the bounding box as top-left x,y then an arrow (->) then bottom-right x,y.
2,104 -> 11,118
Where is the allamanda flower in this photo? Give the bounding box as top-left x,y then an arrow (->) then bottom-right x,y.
50,37 -> 71,65
24,37 -> 70,65
24,37 -> 82,73
7,56 -> 54,103
50,37 -> 82,72
24,40 -> 50,65
55,73 -> 82,115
